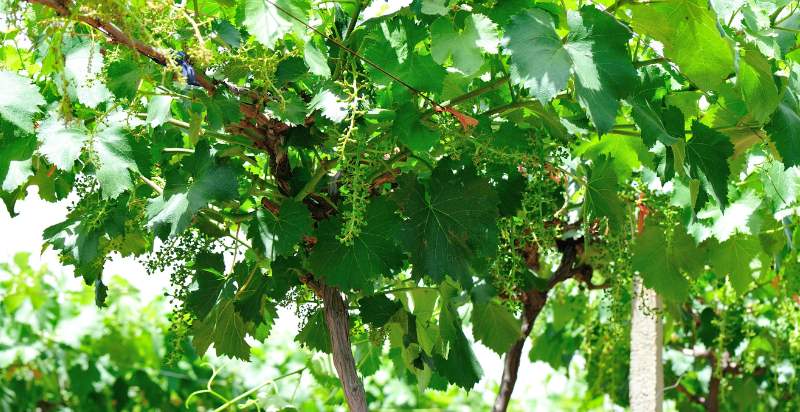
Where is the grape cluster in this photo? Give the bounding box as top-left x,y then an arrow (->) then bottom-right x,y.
140,230 -> 219,363
337,132 -> 370,245
489,166 -> 566,303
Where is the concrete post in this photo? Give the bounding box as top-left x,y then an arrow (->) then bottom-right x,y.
630,276 -> 663,412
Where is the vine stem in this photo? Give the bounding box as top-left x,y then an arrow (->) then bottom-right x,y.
299,275 -> 368,412
493,239 -> 588,412
321,284 -> 368,412
211,367 -> 307,412
295,159 -> 337,201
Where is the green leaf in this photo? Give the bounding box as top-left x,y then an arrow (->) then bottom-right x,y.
250,198 -> 312,259
421,0 -> 448,15
576,134 -> 651,181
529,325 -> 581,369
737,45 -> 780,123
471,301 -> 522,355
192,298 -> 251,360
504,7 -> 635,132
64,41 -> 112,108
1,159 -> 32,191
266,91 -> 307,125
765,92 -> 800,168
430,13 -> 498,75
759,159 -> 799,211
568,6 -> 637,133
358,294 -> 402,327
393,103 -> 440,152
147,141 -> 238,237
213,19 -> 242,48
309,198 -> 404,290
695,190 -> 762,242
146,95 -> 173,128
0,133 -> 35,196
686,121 -> 734,209
709,235 -> 761,294
37,115 -> 88,170
93,122 -> 139,199
362,23 -> 447,93
276,56 -> 307,84
396,162 -> 499,287
307,90 -> 348,123
244,0 -> 309,49
631,225 -> 690,302
504,9 -> 571,103
0,71 -> 44,132
585,157 -> 625,230
106,59 -> 142,100
355,341 -> 383,377
630,102 -> 683,147
296,309 -> 331,353
185,252 -> 226,319
42,219 -> 103,284
433,292 -> 482,389
627,0 -> 734,91
303,41 -> 331,78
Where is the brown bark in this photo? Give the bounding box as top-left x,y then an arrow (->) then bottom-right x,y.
492,290 -> 546,412
321,284 -> 368,412
706,353 -> 720,412
492,239 -> 585,412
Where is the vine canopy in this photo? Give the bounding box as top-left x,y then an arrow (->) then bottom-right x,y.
0,0 -> 799,403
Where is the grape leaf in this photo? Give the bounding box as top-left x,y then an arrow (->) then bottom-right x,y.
504,9 -> 571,104
737,45 -> 780,123
42,219 -> 103,284
192,298 -> 251,360
147,141 -> 238,237
630,102 -> 683,147
250,198 -> 312,259
709,235 -> 761,294
434,288 -> 483,389
64,41 -> 112,109
93,123 -> 139,199
393,103 -> 440,152
430,13 -> 498,75
0,71 -> 45,133
309,198 -> 404,290
37,115 -> 88,170
765,91 -> 800,168
185,252 -> 226,319
395,161 -> 499,287
576,134 -> 651,182
307,90 -> 348,123
296,309 -> 331,353
504,7 -> 635,132
303,41 -> 331,78
585,157 -> 625,230
1,159 -> 31,192
471,301 -> 522,355
146,95 -> 173,128
358,294 -> 403,327
568,6 -> 637,133
106,59 -> 142,100
362,23 -> 447,93
632,225 -> 690,302
627,0 -> 734,91
244,0 -> 309,49
686,121 -> 734,209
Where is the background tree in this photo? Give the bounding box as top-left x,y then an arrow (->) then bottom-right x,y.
0,0 -> 799,410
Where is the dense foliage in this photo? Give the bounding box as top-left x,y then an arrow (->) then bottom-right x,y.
1,0 -> 800,410
1,253 -> 515,411
0,253 -> 237,411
